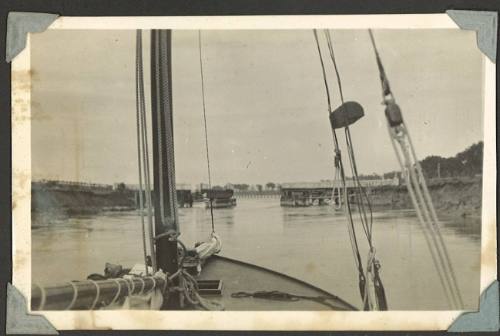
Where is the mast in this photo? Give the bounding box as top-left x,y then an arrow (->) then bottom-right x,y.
150,29 -> 180,308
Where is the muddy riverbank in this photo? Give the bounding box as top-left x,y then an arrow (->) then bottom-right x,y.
31,188 -> 137,215
369,177 -> 482,218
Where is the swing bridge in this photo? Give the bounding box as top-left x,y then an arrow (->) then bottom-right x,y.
279,178 -> 399,207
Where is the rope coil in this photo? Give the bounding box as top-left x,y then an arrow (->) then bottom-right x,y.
148,277 -> 157,295
88,279 -> 101,310
109,279 -> 122,306
126,277 -> 135,296
65,281 -> 79,310
231,290 -> 342,310
137,277 -> 146,296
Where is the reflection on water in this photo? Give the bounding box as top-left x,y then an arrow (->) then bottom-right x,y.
32,198 -> 481,310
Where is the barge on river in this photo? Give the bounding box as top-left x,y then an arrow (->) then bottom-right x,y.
193,188 -> 237,209
280,179 -> 399,207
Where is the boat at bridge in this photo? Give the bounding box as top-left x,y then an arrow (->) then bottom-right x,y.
279,179 -> 399,207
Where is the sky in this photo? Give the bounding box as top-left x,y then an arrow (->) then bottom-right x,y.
31,29 -> 483,186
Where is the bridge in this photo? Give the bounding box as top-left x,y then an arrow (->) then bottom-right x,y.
279,179 -> 399,207
233,190 -> 281,199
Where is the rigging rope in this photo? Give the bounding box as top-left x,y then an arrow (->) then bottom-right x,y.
136,30 -> 156,273
326,31 -> 373,246
368,29 -> 463,309
312,29 -> 366,303
313,30 -> 333,113
198,30 -> 216,234
142,31 -> 157,272
313,29 -> 387,310
324,30 -> 374,248
135,30 -> 149,275
313,30 -> 342,210
167,238 -> 224,310
324,29 -> 385,309
323,30 -> 344,104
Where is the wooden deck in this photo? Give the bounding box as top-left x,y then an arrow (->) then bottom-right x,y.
197,255 -> 357,311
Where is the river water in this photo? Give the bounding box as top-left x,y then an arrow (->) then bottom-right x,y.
32,198 -> 481,310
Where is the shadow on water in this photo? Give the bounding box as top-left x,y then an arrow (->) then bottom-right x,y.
439,216 -> 481,242
281,204 -> 481,242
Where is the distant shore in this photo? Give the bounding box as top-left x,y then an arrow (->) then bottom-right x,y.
31,177 -> 481,219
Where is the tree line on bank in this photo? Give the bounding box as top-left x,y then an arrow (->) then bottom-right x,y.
212,141 -> 483,191
378,141 -> 483,180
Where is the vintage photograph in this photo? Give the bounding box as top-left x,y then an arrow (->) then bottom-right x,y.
28,26 -> 485,314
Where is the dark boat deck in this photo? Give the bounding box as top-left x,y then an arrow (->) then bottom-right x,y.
197,255 -> 357,311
